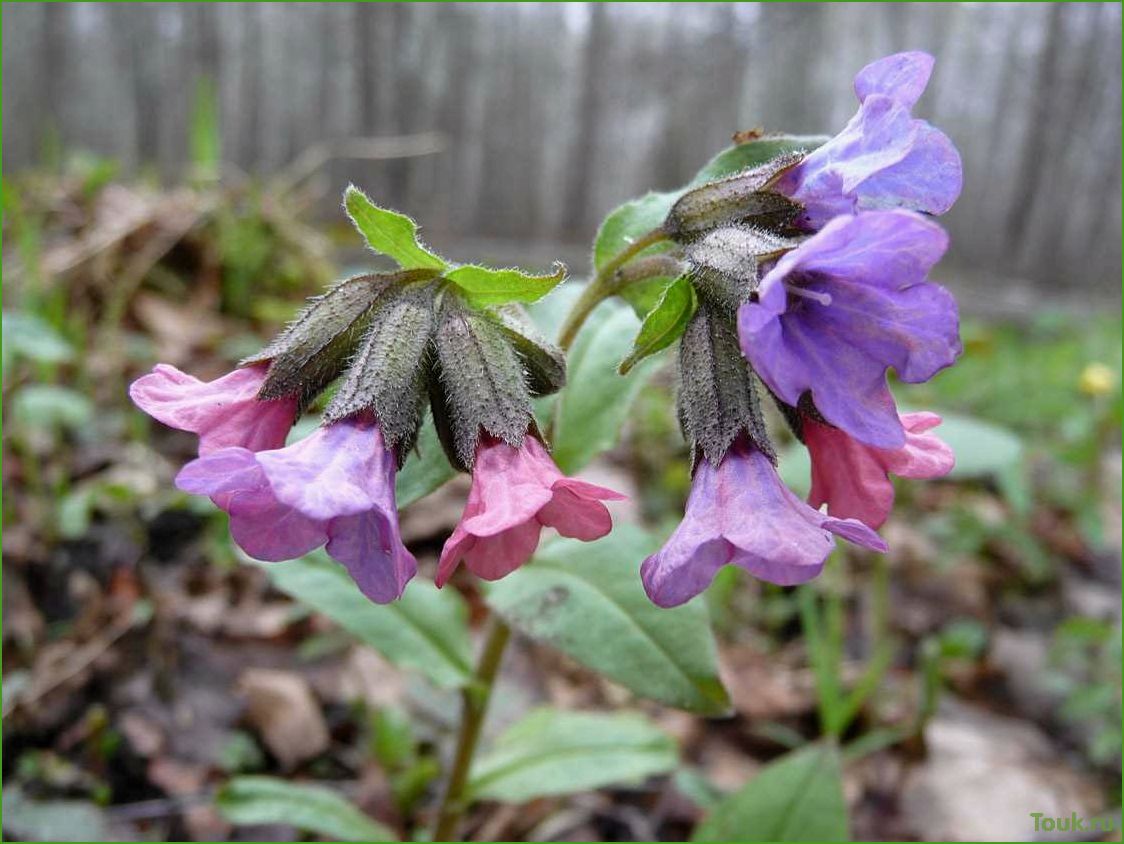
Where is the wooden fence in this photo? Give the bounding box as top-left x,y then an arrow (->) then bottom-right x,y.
2,3 -> 1121,297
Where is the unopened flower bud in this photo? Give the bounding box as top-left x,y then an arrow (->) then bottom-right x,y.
665,152 -> 803,239
685,225 -> 800,312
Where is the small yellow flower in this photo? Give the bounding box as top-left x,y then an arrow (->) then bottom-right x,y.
1078,362 -> 1117,396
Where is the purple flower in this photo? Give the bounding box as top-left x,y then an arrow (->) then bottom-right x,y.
640,438 -> 885,608
436,435 -> 625,587
129,363 -> 297,455
774,51 -> 962,230
176,413 -> 416,603
738,210 -> 960,449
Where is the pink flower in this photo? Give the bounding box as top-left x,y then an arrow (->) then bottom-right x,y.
175,414 -> 416,603
129,363 -> 297,454
805,411 -> 955,529
435,435 -> 626,587
641,438 -> 886,608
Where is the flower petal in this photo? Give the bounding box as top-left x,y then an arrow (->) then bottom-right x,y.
256,416 -> 393,520
640,441 -> 886,608
886,411 -> 956,478
227,497 -> 328,562
538,487 -> 613,541
641,536 -> 732,609
774,51 -> 961,227
854,51 -> 935,107
130,363 -> 295,454
806,412 -> 955,528
462,519 -> 544,582
740,212 -> 959,449
327,510 -> 417,603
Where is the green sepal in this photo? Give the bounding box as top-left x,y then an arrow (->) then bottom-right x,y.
619,275 -> 697,375
492,307 -> 566,397
430,295 -> 533,470
323,282 -> 438,459
677,294 -> 773,467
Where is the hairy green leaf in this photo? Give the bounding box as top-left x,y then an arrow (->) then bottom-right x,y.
344,185 -> 447,270
265,552 -> 472,688
619,275 -> 696,375
216,776 -> 395,842
693,743 -> 848,842
486,526 -> 731,715
691,134 -> 830,185
446,262 -> 566,307
469,708 -> 677,802
551,301 -> 662,473
587,191 -> 679,317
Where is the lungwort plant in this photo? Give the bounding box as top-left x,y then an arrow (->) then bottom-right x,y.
135,52 -> 965,842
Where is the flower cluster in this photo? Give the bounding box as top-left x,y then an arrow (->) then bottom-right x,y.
131,267 -> 622,603
132,51 -> 962,611
641,51 -> 961,606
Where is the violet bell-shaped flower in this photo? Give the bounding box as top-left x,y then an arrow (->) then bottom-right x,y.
641,437 -> 886,608
175,413 -> 416,604
435,434 -> 625,587
129,362 -> 297,454
738,210 -> 961,450
805,411 -> 955,529
773,51 -> 963,230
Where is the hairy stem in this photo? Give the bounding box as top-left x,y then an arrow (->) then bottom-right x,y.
557,227 -> 672,350
433,616 -> 512,841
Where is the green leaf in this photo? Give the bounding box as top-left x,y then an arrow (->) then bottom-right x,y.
594,191 -> 678,272
691,134 -> 830,185
446,262 -> 566,307
396,415 -> 458,507
2,310 -> 73,369
693,743 -> 849,842
619,275 -> 696,375
216,776 -> 395,842
551,301 -> 663,473
777,442 -> 812,499
928,411 -> 1024,479
343,185 -> 447,271
12,385 -> 94,433
264,552 -> 472,689
485,525 -> 730,715
1,787 -> 111,843
593,191 -> 679,317
57,487 -> 95,540
468,708 -> 677,802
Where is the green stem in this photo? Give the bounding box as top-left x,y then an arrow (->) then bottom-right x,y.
557,227 -> 671,350
433,616 -> 512,842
